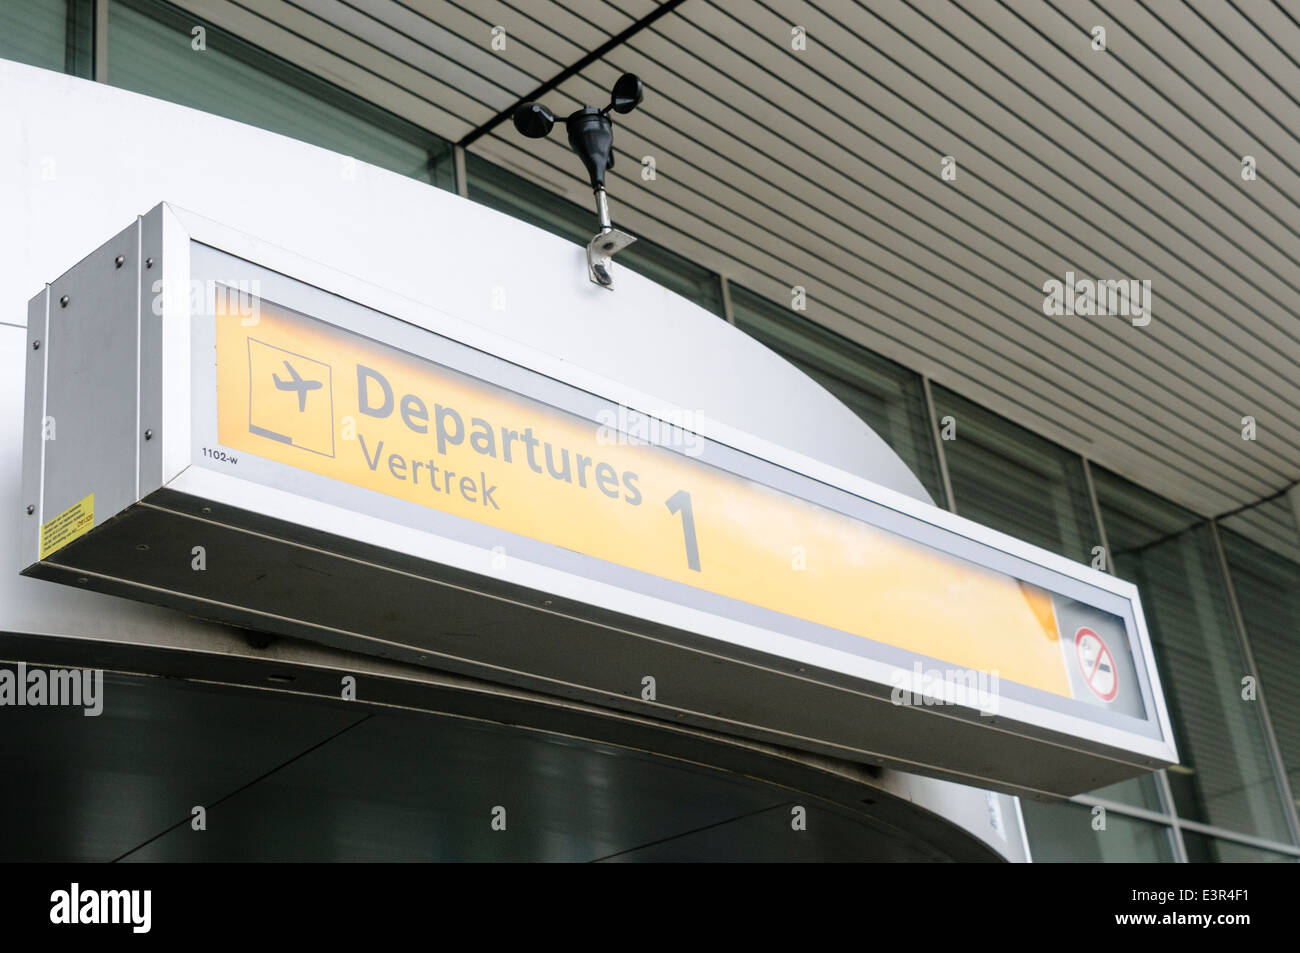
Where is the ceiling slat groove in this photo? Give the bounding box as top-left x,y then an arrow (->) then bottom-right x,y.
162,0 -> 1300,517
476,131 -> 1285,502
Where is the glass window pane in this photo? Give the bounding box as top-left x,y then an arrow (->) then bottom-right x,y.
464,153 -> 724,316
1182,830 -> 1295,863
0,0 -> 92,76
107,0 -> 450,187
465,152 -> 591,245
930,385 -> 1100,563
728,283 -> 945,503
1089,776 -> 1164,813
1094,467 -> 1292,843
1219,526 -> 1300,819
1021,800 -> 1175,862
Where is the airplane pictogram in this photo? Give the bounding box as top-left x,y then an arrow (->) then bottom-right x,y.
246,338 -> 335,458
272,360 -> 323,412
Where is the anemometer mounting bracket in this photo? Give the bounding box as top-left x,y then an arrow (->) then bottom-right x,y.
512,74 -> 645,289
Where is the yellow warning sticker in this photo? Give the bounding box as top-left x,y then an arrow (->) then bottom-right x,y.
40,493 -> 94,560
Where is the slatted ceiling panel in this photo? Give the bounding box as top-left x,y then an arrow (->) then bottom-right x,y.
595,5 -> 1268,512
1222,496 -> 1300,566
441,0 -> 1274,499
1119,0 -> 1300,195
639,0 -> 1279,457
1192,5 -> 1300,171
993,1 -> 1282,231
157,0 -> 1300,520
911,2 -> 1300,402
882,1 -> 1300,386
430,1 -> 574,86
1003,0 -> 1300,369
490,0 -> 634,52
574,3 -> 1287,505
1240,0 -> 1300,62
935,1 -> 1289,295
722,3 -> 1289,512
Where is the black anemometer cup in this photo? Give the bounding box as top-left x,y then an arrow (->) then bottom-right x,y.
512,101 -> 555,139
511,73 -> 645,287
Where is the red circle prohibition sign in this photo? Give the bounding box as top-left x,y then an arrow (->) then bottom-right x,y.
1074,627 -> 1119,702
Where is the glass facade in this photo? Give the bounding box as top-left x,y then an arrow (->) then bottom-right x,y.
1094,470 -> 1292,844
107,0 -> 453,188
1182,830 -> 1295,863
1218,526 -> 1300,817
4,0 -> 1297,862
1019,800 -> 1176,863
728,282 -> 945,504
930,385 -> 1099,563
0,0 -> 92,76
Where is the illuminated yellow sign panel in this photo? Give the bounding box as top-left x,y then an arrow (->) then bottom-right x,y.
216,299 -> 1073,697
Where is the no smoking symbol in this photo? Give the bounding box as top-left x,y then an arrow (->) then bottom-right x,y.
1075,627 -> 1118,702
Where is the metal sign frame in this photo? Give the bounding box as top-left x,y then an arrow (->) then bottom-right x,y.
21,204 -> 1179,796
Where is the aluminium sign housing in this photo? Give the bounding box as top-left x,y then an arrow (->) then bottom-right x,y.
19,204 -> 1178,798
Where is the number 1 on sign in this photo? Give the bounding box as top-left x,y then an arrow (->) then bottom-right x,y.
666,490 -> 701,572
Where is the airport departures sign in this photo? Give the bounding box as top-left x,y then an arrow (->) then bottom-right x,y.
213,294 -> 1118,701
